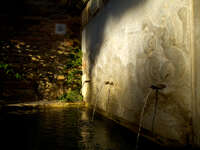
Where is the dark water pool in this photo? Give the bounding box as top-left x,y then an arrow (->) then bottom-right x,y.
0,107 -> 178,150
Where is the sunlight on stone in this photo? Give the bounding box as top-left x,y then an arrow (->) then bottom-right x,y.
36,55 -> 41,59
31,57 -> 39,61
16,44 -> 20,49
57,75 -> 65,80
58,50 -> 64,54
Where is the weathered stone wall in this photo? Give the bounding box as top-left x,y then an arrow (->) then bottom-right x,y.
82,0 -> 193,146
82,0 -> 109,26
0,15 -> 81,103
192,0 -> 200,147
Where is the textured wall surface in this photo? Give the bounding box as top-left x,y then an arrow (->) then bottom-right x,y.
82,0 -> 193,146
192,0 -> 200,147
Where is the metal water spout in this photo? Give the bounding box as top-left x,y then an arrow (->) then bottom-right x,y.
81,80 -> 91,95
136,89 -> 153,150
150,84 -> 166,90
91,81 -> 114,122
104,81 -> 114,86
136,84 -> 166,150
83,80 -> 91,84
150,84 -> 166,134
105,81 -> 114,112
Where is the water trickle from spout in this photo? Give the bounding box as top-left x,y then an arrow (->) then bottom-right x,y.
135,89 -> 153,150
151,89 -> 159,135
106,87 -> 111,112
91,84 -> 104,122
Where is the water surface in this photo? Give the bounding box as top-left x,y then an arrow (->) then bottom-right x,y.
0,107 -> 169,150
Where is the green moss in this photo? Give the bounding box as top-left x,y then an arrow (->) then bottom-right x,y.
65,48 -> 82,89
58,48 -> 83,102
58,89 -> 83,102
0,62 -> 23,80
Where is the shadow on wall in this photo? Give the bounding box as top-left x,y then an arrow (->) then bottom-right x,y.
85,0 -> 147,78
84,0 -> 147,106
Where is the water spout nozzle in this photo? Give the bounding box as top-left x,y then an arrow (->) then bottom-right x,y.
104,81 -> 114,86
83,80 -> 91,84
150,84 -> 166,90
105,81 -> 110,85
110,82 -> 114,86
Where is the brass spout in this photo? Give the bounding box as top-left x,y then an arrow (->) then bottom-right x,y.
104,81 -> 114,85
150,84 -> 166,90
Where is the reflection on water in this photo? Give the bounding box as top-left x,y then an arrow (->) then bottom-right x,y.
0,107 -> 164,150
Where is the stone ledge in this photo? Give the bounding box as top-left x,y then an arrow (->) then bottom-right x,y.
2,100 -> 87,110
87,104 -> 189,148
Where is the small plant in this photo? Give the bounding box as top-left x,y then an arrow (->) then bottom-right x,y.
66,70 -> 74,85
58,93 -> 68,101
65,48 -> 82,90
59,47 -> 82,102
15,73 -> 22,80
58,89 -> 83,102
66,89 -> 83,102
65,49 -> 82,69
0,63 -> 13,74
0,63 -> 8,69
0,62 -> 22,79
